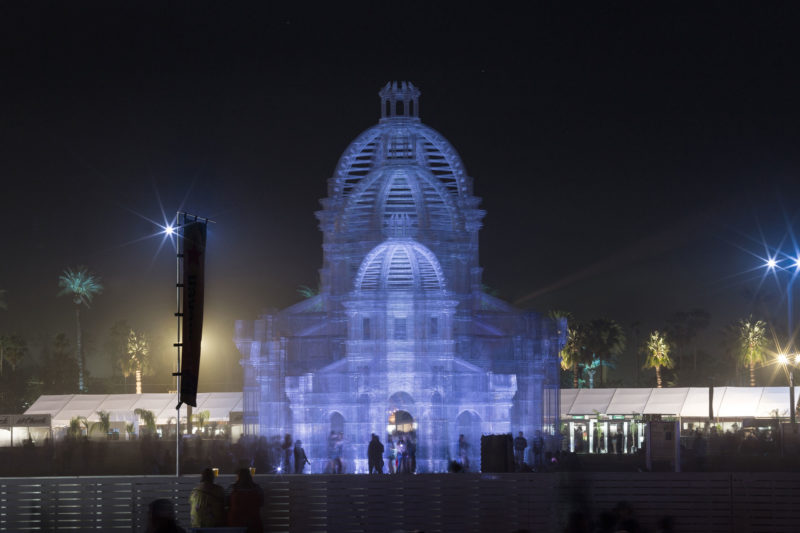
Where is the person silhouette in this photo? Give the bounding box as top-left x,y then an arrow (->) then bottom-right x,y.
294,440 -> 310,474
189,467 -> 225,528
227,468 -> 264,533
368,433 -> 384,474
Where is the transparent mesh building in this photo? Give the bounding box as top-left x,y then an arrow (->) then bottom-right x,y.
235,82 -> 564,472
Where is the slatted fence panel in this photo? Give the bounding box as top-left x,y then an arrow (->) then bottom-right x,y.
2,473 -> 800,531
565,472 -> 732,533
731,473 -> 800,533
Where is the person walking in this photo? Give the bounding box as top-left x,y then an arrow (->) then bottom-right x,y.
294,440 -> 310,474
189,468 -> 225,528
227,468 -> 264,533
513,431 -> 527,470
368,433 -> 385,474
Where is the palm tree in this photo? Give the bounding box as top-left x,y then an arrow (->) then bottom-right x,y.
134,408 -> 157,436
58,266 -> 103,392
549,311 -> 586,388
644,331 -> 674,388
582,318 -> 626,386
91,410 -> 111,438
121,329 -> 151,394
125,423 -> 136,440
736,316 -> 768,387
74,416 -> 90,437
193,410 -> 211,435
68,417 -> 83,439
0,334 -> 28,375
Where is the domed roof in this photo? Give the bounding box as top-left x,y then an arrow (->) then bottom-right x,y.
328,83 -> 471,202
355,238 -> 447,292
342,165 -> 459,235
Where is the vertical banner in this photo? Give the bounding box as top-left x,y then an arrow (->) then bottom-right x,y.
180,220 -> 207,407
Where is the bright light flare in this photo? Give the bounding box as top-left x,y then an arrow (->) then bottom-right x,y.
766,258 -> 778,269
164,225 -> 174,236
778,353 -> 789,365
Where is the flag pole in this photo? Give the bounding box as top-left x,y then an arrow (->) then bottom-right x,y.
174,211 -> 183,477
173,211 -> 215,477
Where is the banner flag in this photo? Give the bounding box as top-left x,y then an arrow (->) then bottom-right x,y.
180,220 -> 207,407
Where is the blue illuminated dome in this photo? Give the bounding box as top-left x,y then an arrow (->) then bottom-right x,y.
356,239 -> 447,292
236,82 -> 564,473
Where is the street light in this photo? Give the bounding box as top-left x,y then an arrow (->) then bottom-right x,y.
777,352 -> 798,427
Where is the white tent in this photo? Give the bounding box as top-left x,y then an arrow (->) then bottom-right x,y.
605,388 -> 652,415
642,387 -> 690,415
568,388 -> 615,415
560,387 -> 800,419
25,393 -> 243,427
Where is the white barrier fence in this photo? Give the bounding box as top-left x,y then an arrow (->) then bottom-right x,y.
1,472 -> 799,532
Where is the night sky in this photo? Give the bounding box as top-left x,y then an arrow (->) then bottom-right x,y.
2,3 -> 800,389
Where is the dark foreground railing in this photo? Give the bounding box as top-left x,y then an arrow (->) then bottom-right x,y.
1,472 -> 799,532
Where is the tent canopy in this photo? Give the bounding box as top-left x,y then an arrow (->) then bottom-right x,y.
561,387 -> 800,418
25,393 -> 243,427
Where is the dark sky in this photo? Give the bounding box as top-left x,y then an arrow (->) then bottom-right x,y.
2,3 -> 800,388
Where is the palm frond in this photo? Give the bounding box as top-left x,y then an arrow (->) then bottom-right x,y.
57,266 -> 103,307
644,331 -> 673,369
736,316 -> 768,366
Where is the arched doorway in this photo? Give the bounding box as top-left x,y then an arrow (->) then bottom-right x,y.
456,410 -> 482,472
388,409 -> 416,473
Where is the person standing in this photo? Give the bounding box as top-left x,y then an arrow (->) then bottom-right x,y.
532,430 -> 544,470
189,468 -> 225,528
281,433 -> 293,473
458,434 -> 470,471
386,436 -> 396,474
227,468 -> 264,533
368,433 -> 384,474
294,440 -> 310,474
396,438 -> 406,473
407,436 -> 416,473
513,431 -> 527,470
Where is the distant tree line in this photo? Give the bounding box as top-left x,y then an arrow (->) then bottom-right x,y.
552,308 -> 777,389
0,267 -> 159,414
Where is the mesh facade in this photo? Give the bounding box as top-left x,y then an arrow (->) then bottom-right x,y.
235,82 -> 564,472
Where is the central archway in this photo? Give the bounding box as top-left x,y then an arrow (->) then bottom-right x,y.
388,409 -> 415,435
388,409 -> 417,473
